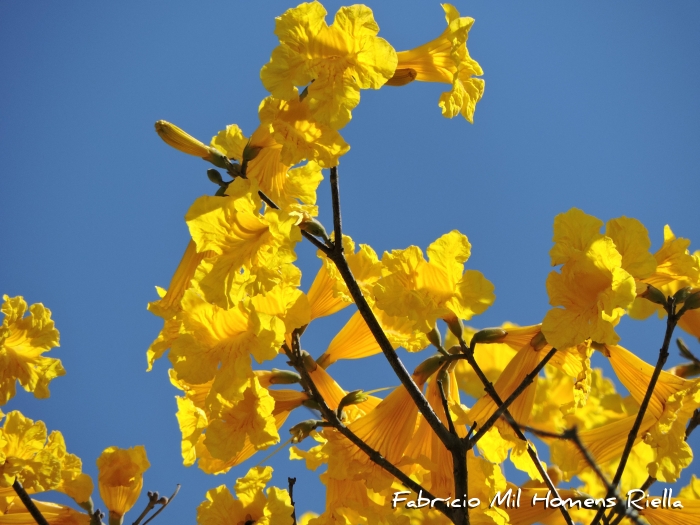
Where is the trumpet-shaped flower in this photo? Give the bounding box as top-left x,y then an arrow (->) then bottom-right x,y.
185,183 -> 302,307
0,411 -> 61,492
0,295 -> 64,405
210,120 -> 325,213
1,498 -> 90,525
196,466 -> 293,525
386,4 -> 484,123
374,230 -> 495,334
96,446 -> 149,524
542,209 -> 636,349
261,1 -> 397,129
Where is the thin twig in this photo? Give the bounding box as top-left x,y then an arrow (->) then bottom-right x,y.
132,492 -> 159,525
141,485 -> 180,525
325,168 -> 454,449
467,347 -> 558,448
282,332 -> 454,521
460,338 -> 575,525
520,425 -> 644,525
12,480 -> 50,525
436,370 -> 457,436
590,298 -> 679,525
289,477 -> 297,525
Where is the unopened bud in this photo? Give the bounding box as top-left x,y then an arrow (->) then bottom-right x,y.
338,390 -> 369,415
302,399 -> 321,411
426,326 -> 443,351
268,369 -> 302,385
243,141 -> 262,162
470,328 -> 508,346
385,68 -> 418,87
290,420 -> 321,443
413,355 -> 445,385
638,284 -> 667,306
674,287 -> 694,304
155,120 -> 232,170
299,218 -> 330,243
530,331 -> 548,352
445,317 -> 463,340
680,290 -> 700,312
207,169 -> 225,186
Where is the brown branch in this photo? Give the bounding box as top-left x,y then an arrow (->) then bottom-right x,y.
590,297 -> 679,525
288,477 -> 297,525
467,347 -> 558,448
141,485 -> 180,525
436,370 -> 457,437
12,480 -> 50,525
520,425 -> 644,525
325,168 -> 455,449
459,338 -> 575,525
282,333 -> 454,521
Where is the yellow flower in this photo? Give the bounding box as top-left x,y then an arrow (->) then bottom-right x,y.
629,226 -> 700,324
96,446 -> 149,524
1,498 -> 90,525
185,182 -> 302,307
261,1 -> 397,130
386,4 -> 484,123
542,209 -> 636,349
0,411 -> 61,492
196,466 -> 293,525
373,230 -> 495,333
0,295 -> 64,405
211,121 -> 325,213
154,120 -> 230,169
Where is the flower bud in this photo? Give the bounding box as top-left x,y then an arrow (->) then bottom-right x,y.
385,68 -> 418,86
426,326 -> 443,351
413,355 -> 445,385
637,283 -> 667,306
207,169 -> 225,186
530,331 -> 548,352
299,218 -> 330,243
337,389 -> 369,416
301,352 -> 318,373
673,286 -> 694,304
445,317 -> 463,340
290,420 -> 322,443
154,120 -> 231,170
254,369 -> 301,387
680,290 -> 700,312
470,328 -> 508,346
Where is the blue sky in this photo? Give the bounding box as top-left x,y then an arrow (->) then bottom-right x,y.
1,1 -> 699,521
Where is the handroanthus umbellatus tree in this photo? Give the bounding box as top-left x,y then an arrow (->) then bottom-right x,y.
2,3 -> 699,525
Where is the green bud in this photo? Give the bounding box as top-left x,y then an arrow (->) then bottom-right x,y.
413,355 -> 445,384
638,284 -> 667,306
426,326 -> 443,351
680,290 -> 700,312
243,141 -> 262,162
268,369 -> 302,385
300,218 -> 330,242
669,362 -> 700,379
338,389 -> 369,416
301,352 -> 318,373
208,148 -> 233,171
446,317 -> 463,339
302,399 -> 321,411
207,168 -> 224,186
290,419 -> 322,443
470,328 -> 508,346
674,286 -> 694,304
79,498 -> 94,514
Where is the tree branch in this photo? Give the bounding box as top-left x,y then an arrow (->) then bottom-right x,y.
590,297 -> 679,525
12,480 -> 50,525
467,347 -> 558,448
459,338 -> 575,525
288,477 -> 297,525
325,167 -> 455,449
282,333 -> 454,521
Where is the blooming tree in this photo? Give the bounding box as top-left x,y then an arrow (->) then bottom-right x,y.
2,3 -> 700,525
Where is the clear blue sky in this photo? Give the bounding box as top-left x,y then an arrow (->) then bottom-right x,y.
1,1 -> 699,521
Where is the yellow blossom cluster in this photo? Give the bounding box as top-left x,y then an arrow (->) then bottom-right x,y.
146,2 -> 700,525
